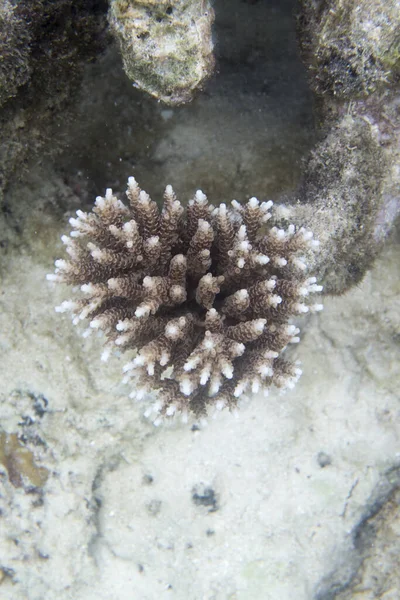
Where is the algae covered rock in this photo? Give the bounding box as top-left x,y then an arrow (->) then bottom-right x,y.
108,0 -> 215,105
0,0 -> 31,107
286,107 -> 394,293
0,0 -> 109,206
293,0 -> 400,293
298,0 -> 400,98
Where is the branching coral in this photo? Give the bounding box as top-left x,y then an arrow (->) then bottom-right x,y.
48,178 -> 323,420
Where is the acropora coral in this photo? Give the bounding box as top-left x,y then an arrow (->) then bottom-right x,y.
48,178 -> 322,421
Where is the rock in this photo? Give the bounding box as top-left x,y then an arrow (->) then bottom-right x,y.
108,0 -> 215,105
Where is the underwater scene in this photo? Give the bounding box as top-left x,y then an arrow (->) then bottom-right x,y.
0,0 -> 399,598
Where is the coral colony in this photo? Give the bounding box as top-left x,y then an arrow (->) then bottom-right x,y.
48,178 -> 323,421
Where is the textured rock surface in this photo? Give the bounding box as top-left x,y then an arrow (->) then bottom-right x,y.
316,469 -> 400,599
0,0 -> 109,204
294,0 -> 400,293
283,93 -> 400,293
108,0 -> 215,105
0,0 -> 31,107
298,0 -> 400,98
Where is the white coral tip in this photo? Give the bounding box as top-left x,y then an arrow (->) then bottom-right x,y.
200,369 -> 211,385
159,351 -> 170,366
146,236 -> 159,248
195,190 -> 207,202
90,319 -> 102,329
122,361 -> 135,373
238,224 -> 247,239
309,284 -> 324,293
266,278 -> 276,290
221,363 -> 234,379
135,305 -> 150,318
255,254 -> 270,265
180,378 -> 194,396
295,303 -> 309,313
312,303 -> 324,312
236,289 -> 249,300
133,355 -> 145,367
292,257 -> 307,270
165,323 -> 179,339
239,240 -> 251,251
166,404 -> 176,416
234,343 -> 245,356
274,257 -> 287,267
146,363 -> 155,376
258,364 -> 273,378
135,388 -> 147,401
270,295 -> 282,307
234,382 -> 247,397
209,377 -> 221,396
81,283 -> 95,294
255,319 -> 267,333
198,219 -> 211,232
91,248 -> 103,261
55,300 -> 75,313
142,276 -> 153,289
203,334 -> 215,351
261,200 -> 273,211
54,259 -> 67,269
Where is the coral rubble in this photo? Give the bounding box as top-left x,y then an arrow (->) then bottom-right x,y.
108,0 -> 215,105
48,178 -> 322,420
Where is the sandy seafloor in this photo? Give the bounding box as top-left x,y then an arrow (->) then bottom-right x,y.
1,1 -> 400,599
1,209 -> 399,600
